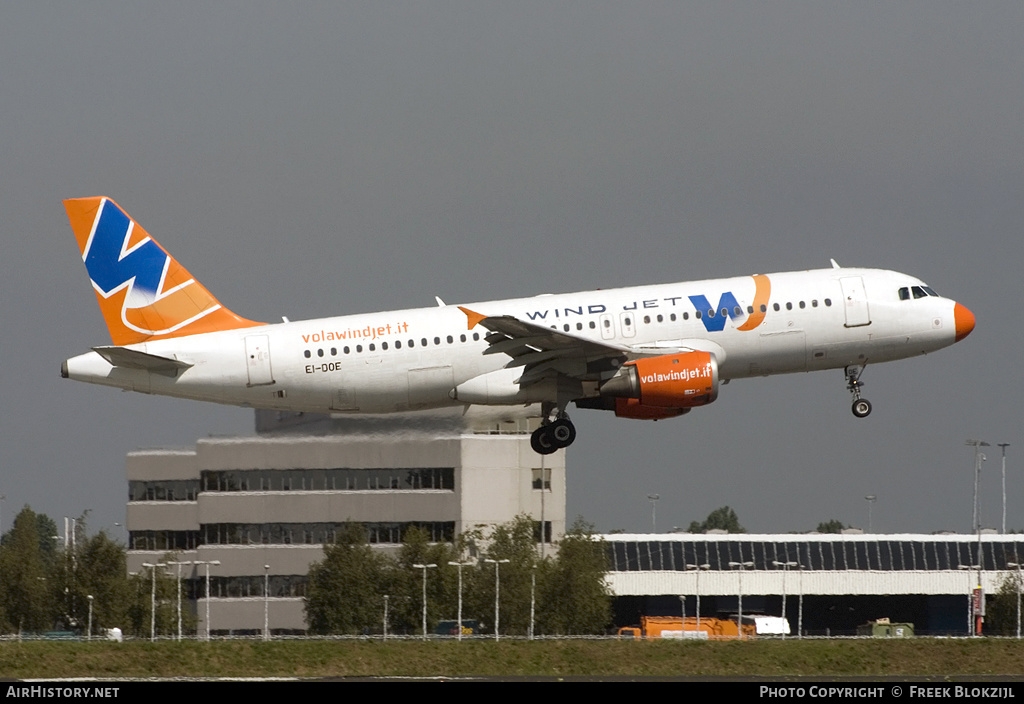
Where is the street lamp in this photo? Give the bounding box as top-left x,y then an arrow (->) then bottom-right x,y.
412,563 -> 437,640
1007,562 -> 1022,639
483,558 -> 510,640
448,560 -> 473,641
773,560 -> 798,639
263,564 -> 270,641
729,561 -> 754,638
141,562 -> 167,641
165,560 -> 193,641
686,563 -> 709,635
958,564 -> 981,636
647,494 -> 660,533
998,444 -> 1011,534
192,560 -> 220,640
864,495 -> 877,533
382,595 -> 389,639
86,595 -> 93,641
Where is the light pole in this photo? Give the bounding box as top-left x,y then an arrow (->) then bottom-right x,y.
797,557 -> 805,639
864,495 -> 877,533
958,564 -> 980,636
142,562 -> 167,642
412,563 -> 437,640
165,560 -> 192,640
729,561 -> 753,638
1008,562 -> 1022,639
382,595 -> 389,639
648,494 -> 660,532
86,595 -> 93,641
483,558 -> 510,640
263,564 -> 270,641
967,439 -> 989,635
999,444 -> 1011,534
686,563 -> 709,635
193,560 -> 220,640
773,560 -> 797,638
529,567 -> 536,640
448,560 -> 473,640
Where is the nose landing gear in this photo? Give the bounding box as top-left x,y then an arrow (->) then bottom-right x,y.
846,365 -> 872,418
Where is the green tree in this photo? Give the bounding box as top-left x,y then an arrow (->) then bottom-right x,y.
0,506 -> 56,633
472,515 -> 542,636
538,518 -> 611,634
305,523 -> 390,634
816,519 -> 847,534
986,570 -> 1023,636
390,526 -> 460,635
688,506 -> 746,534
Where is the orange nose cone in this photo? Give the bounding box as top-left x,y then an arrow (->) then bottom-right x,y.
954,303 -> 975,342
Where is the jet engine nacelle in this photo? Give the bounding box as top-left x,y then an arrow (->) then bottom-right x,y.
599,351 -> 719,418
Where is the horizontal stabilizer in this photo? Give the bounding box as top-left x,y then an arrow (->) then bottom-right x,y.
92,346 -> 193,376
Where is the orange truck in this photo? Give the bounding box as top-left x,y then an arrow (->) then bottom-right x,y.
618,615 -> 757,640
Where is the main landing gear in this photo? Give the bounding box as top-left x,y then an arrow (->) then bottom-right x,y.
531,413 -> 577,455
845,365 -> 872,418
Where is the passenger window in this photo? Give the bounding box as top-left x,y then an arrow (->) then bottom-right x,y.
304,350 -> 311,359
344,346 -> 350,354
317,349 -> 324,357
760,305 -> 767,313
695,311 -> 701,320
747,306 -> 754,314
657,314 -> 663,323
577,323 -> 583,330
331,347 -> 337,356
773,303 -> 780,312
434,337 -> 440,345
670,314 -> 676,322
643,316 -> 651,324
460,334 -> 466,343
473,333 -> 479,341
683,312 -> 689,320
381,342 -> 388,350
447,335 -> 453,344
356,345 -> 363,353
786,302 -> 792,311
799,301 -> 805,309
824,298 -> 832,306
589,321 -> 596,329
812,300 -> 818,307
395,341 -> 401,349
368,344 -> 375,352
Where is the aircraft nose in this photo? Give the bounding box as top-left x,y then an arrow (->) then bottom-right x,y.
954,303 -> 975,342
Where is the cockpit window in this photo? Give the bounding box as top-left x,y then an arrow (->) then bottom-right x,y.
900,285 -> 940,301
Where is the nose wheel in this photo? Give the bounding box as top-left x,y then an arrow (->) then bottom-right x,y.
845,365 -> 872,418
531,415 -> 576,455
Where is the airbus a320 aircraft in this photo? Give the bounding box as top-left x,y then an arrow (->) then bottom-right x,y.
61,197 -> 975,454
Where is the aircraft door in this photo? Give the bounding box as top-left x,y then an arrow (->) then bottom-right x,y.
244,335 -> 275,386
839,276 -> 871,328
619,312 -> 636,338
600,314 -> 615,340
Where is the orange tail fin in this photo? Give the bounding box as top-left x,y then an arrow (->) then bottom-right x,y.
65,197 -> 264,346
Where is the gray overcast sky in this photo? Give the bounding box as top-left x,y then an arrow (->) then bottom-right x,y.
2,2 -> 1021,537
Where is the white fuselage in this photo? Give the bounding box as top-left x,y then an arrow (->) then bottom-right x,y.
63,267 -> 965,416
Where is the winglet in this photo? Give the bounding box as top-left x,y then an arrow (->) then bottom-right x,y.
830,258 -> 841,269
458,306 -> 487,330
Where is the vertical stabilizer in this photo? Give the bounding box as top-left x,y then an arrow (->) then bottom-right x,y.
64,197 -> 264,346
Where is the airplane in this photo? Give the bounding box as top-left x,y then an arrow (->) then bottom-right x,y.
61,197 -> 976,455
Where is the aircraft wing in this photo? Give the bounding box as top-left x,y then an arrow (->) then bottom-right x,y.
459,307 -> 630,387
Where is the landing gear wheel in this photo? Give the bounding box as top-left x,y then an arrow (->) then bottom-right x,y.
852,398 -> 872,418
550,418 -> 577,448
531,426 -> 558,455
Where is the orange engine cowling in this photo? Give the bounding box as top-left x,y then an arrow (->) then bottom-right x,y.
599,351 -> 719,418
